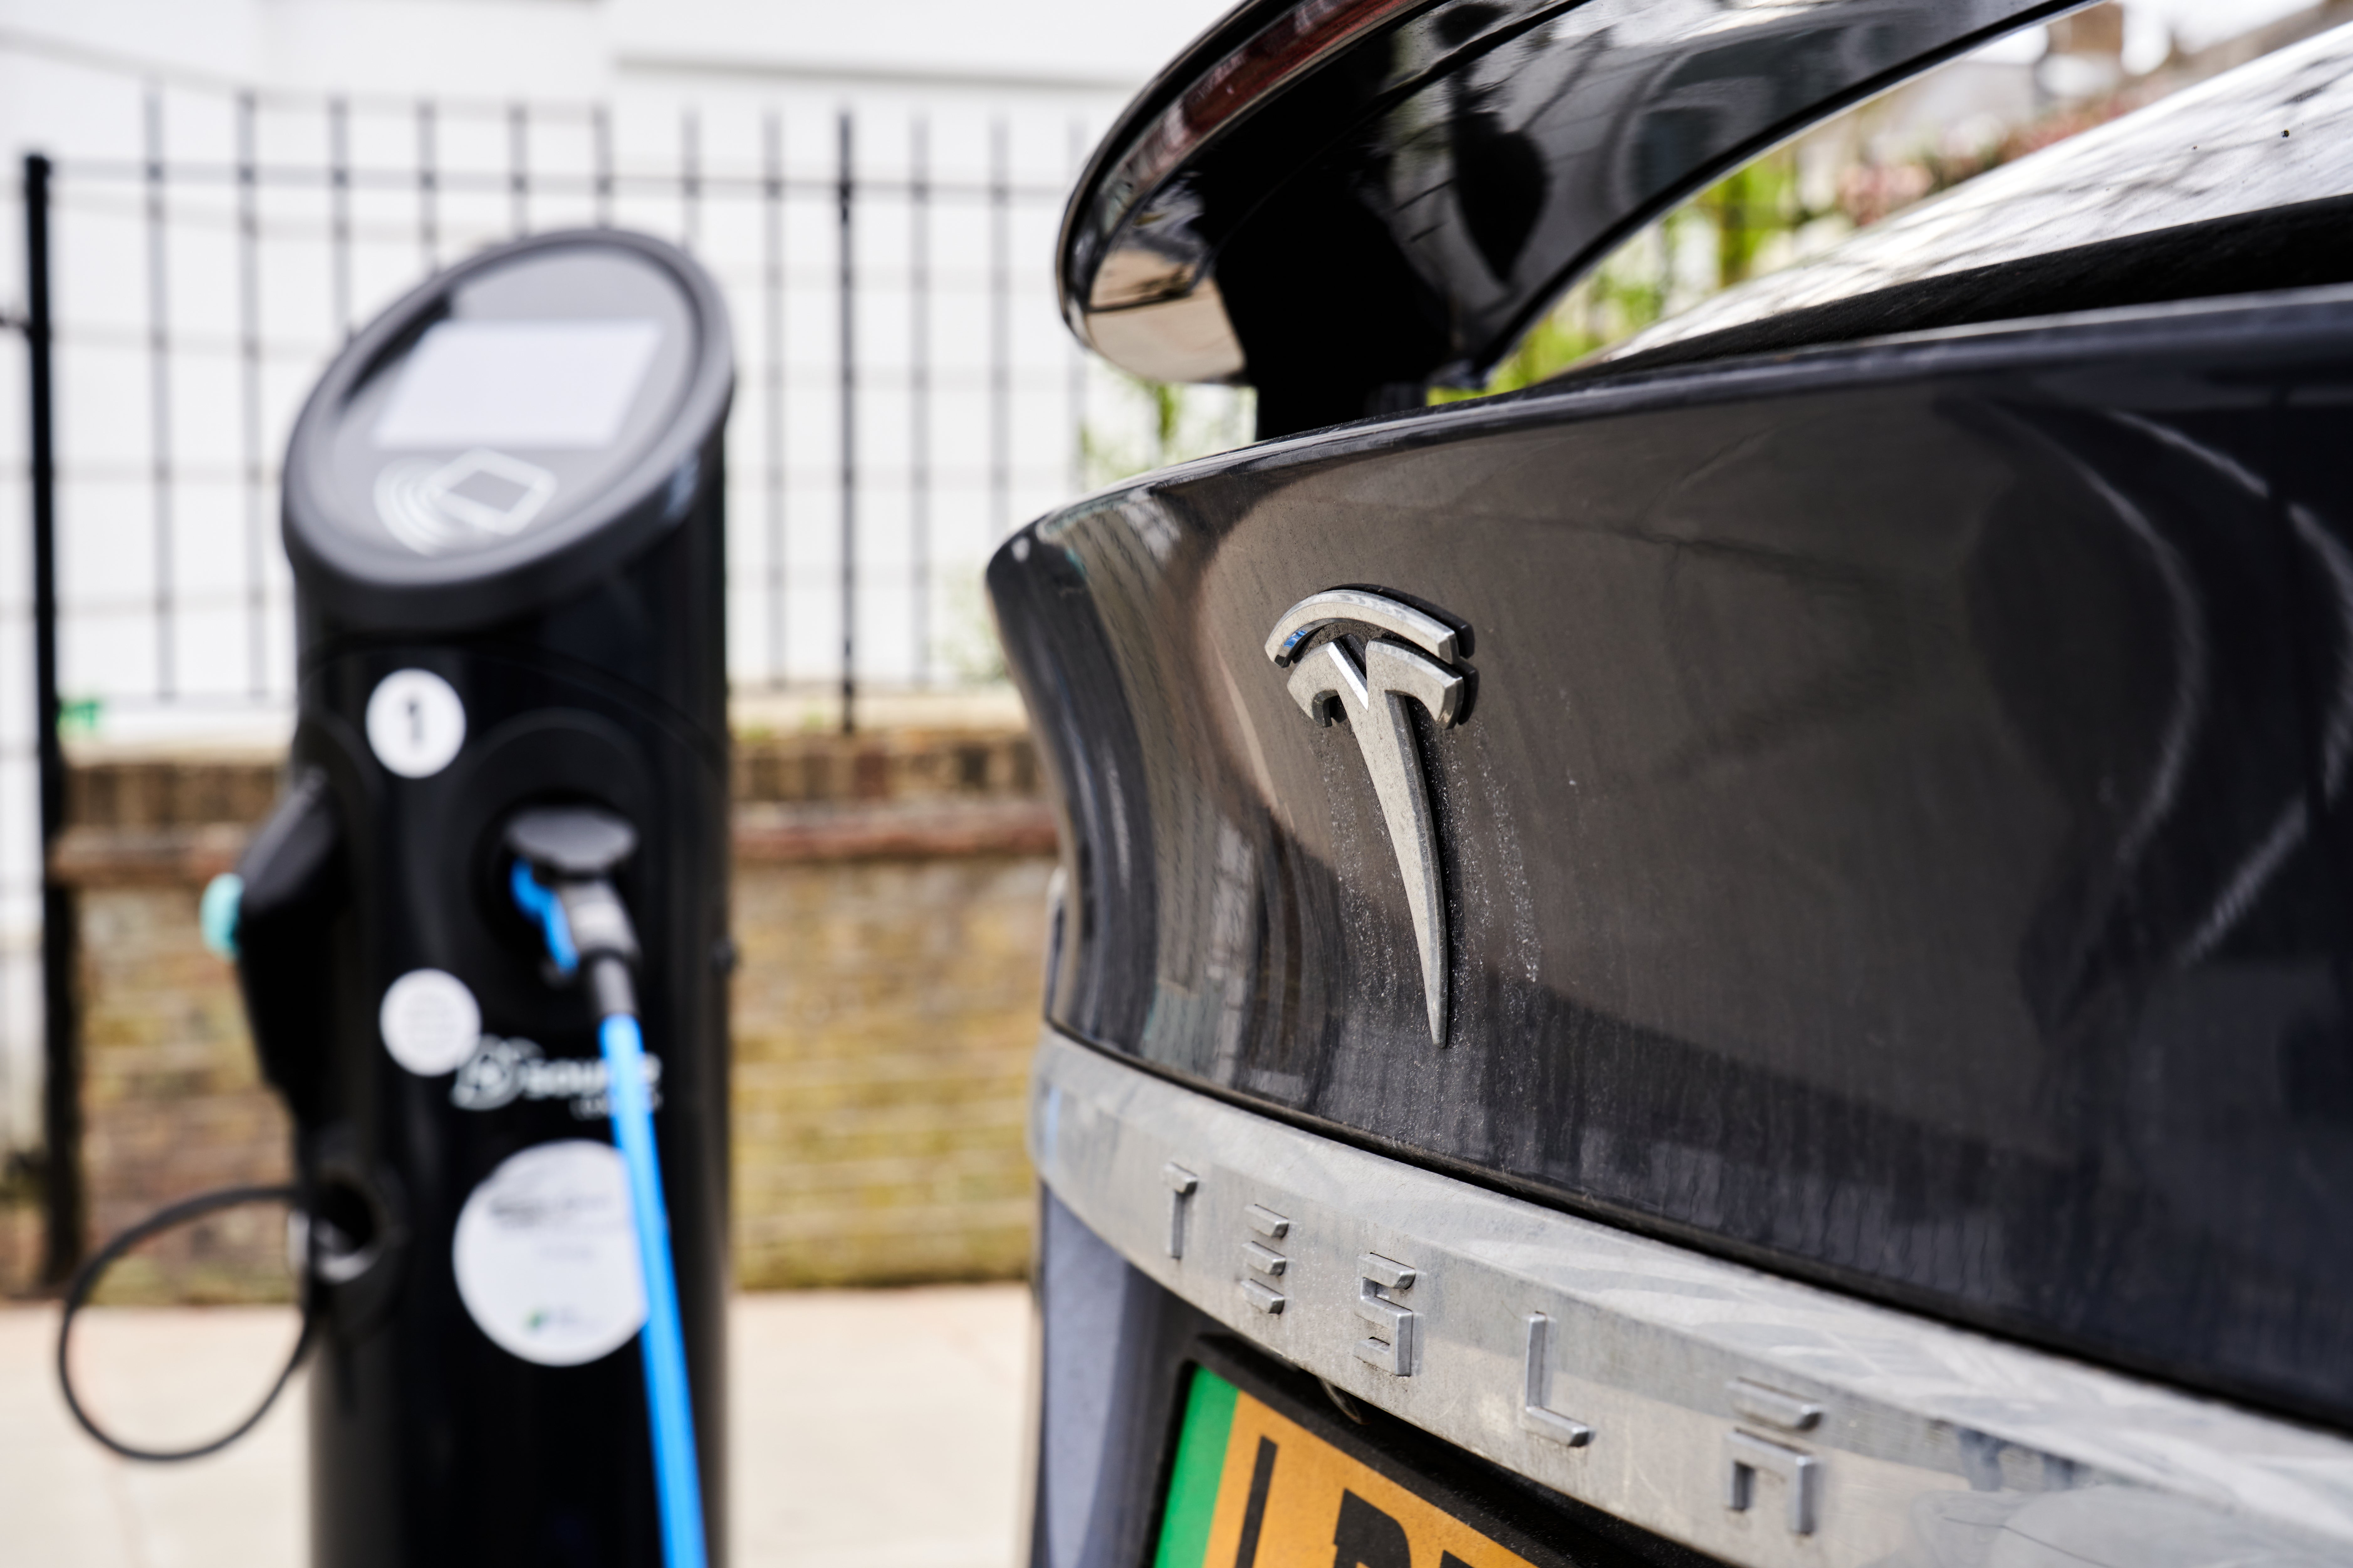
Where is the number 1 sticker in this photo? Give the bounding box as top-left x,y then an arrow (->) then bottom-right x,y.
367,668 -> 467,778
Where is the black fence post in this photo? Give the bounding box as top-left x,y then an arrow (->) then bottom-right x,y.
681,109 -> 702,253
989,118 -> 1010,540
144,89 -> 176,700
23,152 -> 80,1285
592,104 -> 613,227
1067,116 -> 1088,497
237,91 -> 266,699
762,111 -> 786,686
508,101 -> 531,237
328,95 -> 352,339
417,99 -> 441,271
837,109 -> 856,735
910,115 -> 930,689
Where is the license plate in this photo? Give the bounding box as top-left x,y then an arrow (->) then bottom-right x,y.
1155,1363 -> 1548,1568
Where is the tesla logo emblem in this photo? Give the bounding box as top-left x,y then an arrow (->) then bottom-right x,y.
1266,589 -> 1468,1044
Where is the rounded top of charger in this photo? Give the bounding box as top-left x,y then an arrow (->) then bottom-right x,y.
283,228 -> 734,633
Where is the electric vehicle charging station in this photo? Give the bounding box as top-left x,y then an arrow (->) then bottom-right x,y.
221,228 -> 733,1566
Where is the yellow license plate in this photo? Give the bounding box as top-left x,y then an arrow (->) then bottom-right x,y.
1154,1364 -> 1547,1568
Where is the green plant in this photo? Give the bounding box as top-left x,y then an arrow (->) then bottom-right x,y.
938,573 -> 1009,686
1433,148 -> 1830,403
1082,368 -> 1255,486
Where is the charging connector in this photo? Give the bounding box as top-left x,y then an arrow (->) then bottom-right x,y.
506,805 -> 707,1568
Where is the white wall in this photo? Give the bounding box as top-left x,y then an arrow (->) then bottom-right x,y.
0,0 -> 1239,97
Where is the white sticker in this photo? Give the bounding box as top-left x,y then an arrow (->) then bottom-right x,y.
453,1140 -> 646,1367
366,669 -> 467,778
378,969 -> 482,1077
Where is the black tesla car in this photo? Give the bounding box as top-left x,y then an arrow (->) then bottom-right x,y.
990,3 -> 2353,1566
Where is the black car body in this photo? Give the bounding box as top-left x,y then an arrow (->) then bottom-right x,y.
994,4 -> 2353,1566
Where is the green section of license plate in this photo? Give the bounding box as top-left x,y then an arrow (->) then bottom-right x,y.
1155,1366 -> 1543,1568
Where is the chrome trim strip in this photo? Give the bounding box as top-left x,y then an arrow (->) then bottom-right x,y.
1029,1029 -> 2353,1568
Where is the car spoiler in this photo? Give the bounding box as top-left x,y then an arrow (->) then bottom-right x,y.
1061,0 -> 2091,436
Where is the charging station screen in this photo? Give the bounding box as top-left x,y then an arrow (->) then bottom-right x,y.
373,319 -> 663,451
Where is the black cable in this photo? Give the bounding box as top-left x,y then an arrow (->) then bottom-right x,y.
56,1183 -> 316,1462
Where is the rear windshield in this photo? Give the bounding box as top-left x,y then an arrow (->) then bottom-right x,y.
1583,20 -> 2353,374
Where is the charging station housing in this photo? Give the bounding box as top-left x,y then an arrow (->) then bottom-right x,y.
237,229 -> 734,1566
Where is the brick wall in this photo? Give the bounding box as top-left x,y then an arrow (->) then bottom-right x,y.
734,854 -> 1048,1287
43,727 -> 1056,1294
0,1182 -> 40,1296
78,883 -> 296,1253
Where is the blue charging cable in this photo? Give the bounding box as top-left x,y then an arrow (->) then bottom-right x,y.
510,857 -> 708,1568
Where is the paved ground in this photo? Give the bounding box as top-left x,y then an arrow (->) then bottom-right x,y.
0,1284 -> 1032,1568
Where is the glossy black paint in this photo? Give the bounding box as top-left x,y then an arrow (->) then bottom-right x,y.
292,514 -> 733,1567
1061,0 -> 2075,432
262,230 -> 734,1565
991,293 -> 2353,1429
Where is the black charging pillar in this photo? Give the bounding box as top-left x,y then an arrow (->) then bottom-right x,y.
238,230 -> 733,1566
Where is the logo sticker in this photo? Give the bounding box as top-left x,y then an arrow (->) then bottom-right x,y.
451,1035 -> 663,1120
452,1140 -> 645,1367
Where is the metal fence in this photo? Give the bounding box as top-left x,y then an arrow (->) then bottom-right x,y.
16,80 -> 1112,717
0,44 -> 1252,1199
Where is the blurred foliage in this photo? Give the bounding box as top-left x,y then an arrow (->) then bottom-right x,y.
1433,148 -> 1822,403
84,1202 -> 297,1306
0,1149 -> 41,1205
1428,257 -> 1646,403
1081,369 -> 1255,488
88,1253 -> 295,1306
939,573 -> 1010,686
1431,75 -> 2141,405
1699,151 -> 1806,288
